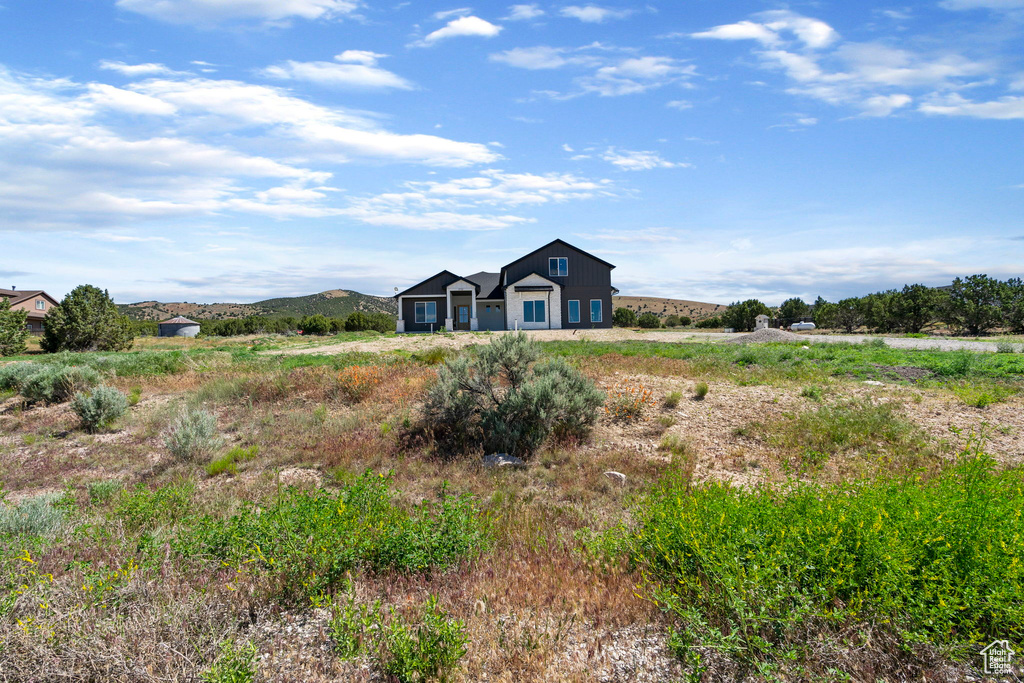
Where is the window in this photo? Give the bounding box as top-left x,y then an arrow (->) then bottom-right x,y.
523,300 -> 546,323
567,300 -> 580,324
36,300 -> 45,310
590,299 -> 603,323
548,257 -> 568,277
414,301 -> 437,324
485,305 -> 491,313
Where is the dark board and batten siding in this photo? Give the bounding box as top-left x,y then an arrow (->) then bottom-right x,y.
401,296 -> 446,332
503,242 -> 614,329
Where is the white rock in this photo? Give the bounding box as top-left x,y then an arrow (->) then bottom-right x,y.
604,471 -> 627,485
863,380 -> 885,386
482,453 -> 526,469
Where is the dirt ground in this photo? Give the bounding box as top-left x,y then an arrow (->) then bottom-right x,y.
273,328 -> 1018,356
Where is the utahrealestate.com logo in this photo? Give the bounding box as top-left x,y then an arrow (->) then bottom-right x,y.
981,640 -> 1015,675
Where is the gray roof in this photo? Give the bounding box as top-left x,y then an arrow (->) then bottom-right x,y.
465,271 -> 502,299
159,316 -> 199,325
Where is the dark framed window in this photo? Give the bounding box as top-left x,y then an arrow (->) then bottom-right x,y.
590,299 -> 603,323
415,301 -> 437,324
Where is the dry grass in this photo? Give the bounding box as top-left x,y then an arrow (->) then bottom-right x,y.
1,347 -> 1021,682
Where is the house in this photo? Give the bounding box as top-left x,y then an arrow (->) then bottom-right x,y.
0,287 -> 59,335
395,239 -> 616,333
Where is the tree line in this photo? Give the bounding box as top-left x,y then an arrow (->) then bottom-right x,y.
130,311 -> 394,337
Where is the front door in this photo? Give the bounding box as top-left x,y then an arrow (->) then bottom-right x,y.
455,305 -> 471,330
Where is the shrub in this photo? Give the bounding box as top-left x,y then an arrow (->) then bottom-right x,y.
345,311 -> 394,333
800,384 -> 823,401
424,333 -> 604,457
0,493 -> 66,536
620,444 -> 1024,669
604,381 -> 654,421
612,307 -> 637,327
678,316 -> 692,327
330,592 -> 383,660
87,479 -> 122,504
299,314 -> 331,336
201,639 -> 257,683
637,312 -> 661,329
175,471 -> 489,600
996,341 -> 1018,354
21,364 -> 101,404
71,385 -> 129,432
206,445 -> 259,476
693,382 -> 709,400
664,390 -> 682,408
0,362 -> 39,391
721,299 -> 771,332
164,407 -> 223,462
337,364 -> 385,402
0,298 -> 29,357
383,595 -> 468,683
694,315 -> 722,329
664,314 -> 681,328
40,284 -> 134,352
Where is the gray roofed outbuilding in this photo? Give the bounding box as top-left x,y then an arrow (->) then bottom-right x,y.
158,316 -> 201,338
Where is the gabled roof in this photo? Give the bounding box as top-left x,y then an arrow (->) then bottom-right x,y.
159,316 -> 199,325
502,238 -> 616,272
0,289 -> 56,306
395,270 -> 461,298
465,271 -> 502,299
507,271 -> 563,289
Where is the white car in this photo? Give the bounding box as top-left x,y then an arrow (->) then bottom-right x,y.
790,321 -> 816,331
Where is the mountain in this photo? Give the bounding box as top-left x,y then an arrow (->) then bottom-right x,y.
118,289 -> 395,321
613,296 -> 724,320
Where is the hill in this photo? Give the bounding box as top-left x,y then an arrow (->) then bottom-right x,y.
119,289 -> 395,321
613,295 -> 725,321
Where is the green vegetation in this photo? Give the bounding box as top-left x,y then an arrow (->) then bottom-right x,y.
0,298 -> 29,357
637,312 -> 661,329
41,284 -> 135,352
778,297 -> 809,326
383,595 -> 468,683
174,471 -> 489,601
663,390 -> 682,408
612,307 -> 637,327
721,299 -> 771,332
0,493 -> 66,536
611,444 -> 1024,672
164,408 -> 223,462
693,382 -> 709,400
205,444 -> 259,476
425,333 -> 604,457
70,385 -> 129,432
201,639 -> 257,683
21,364 -> 101,404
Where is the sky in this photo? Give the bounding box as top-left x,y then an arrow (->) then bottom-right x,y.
1,0 -> 1022,306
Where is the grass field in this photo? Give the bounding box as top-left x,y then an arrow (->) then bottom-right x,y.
1,335 -> 1022,681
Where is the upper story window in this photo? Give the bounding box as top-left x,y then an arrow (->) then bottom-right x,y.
548,257 -> 568,277
36,300 -> 45,310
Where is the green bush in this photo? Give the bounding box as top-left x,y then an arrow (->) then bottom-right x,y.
329,592 -> 383,660
87,479 -> 122,504
612,307 -> 637,327
175,471 -> 489,601
201,639 -> 257,683
299,314 -> 331,336
345,311 -> 394,333
620,444 -> 1024,668
71,385 -> 129,432
112,481 -> 195,532
694,315 -> 722,329
693,382 -> 709,400
383,595 -> 468,683
424,333 -> 604,457
0,362 -> 39,391
164,407 -> 223,462
41,284 -> 134,352
21,364 -> 101,404
637,312 -> 661,329
721,299 -> 771,332
0,493 -> 66,536
664,390 -> 682,408
663,314 -> 681,328
0,298 -> 29,357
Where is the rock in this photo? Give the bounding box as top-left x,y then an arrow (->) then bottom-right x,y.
863,380 -> 885,386
482,453 -> 526,469
604,471 -> 627,485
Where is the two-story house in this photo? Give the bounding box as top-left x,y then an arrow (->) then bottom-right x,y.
0,288 -> 59,334
395,239 -> 616,332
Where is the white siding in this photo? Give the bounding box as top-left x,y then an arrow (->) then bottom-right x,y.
506,273 -> 562,330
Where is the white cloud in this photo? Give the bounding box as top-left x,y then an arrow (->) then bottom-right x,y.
666,99 -> 692,110
115,0 -> 361,26
86,83 -> 179,115
505,4 -> 544,20
490,46 -> 585,70
559,5 -> 632,23
260,55 -> 414,90
413,15 -> 502,47
601,148 -> 689,171
939,0 -> 1024,9
918,93 -> 1024,119
692,10 -> 999,117
98,61 -> 183,77
580,56 -> 696,96
88,232 -> 173,243
433,7 -> 473,20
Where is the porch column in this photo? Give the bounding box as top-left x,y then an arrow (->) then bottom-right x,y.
469,289 -> 478,331
444,288 -> 454,331
395,296 -> 405,333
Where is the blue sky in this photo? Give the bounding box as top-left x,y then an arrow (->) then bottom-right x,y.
1,0 -> 1022,305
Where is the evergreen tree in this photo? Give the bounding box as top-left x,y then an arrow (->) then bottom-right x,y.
0,298 -> 29,356
40,285 -> 134,352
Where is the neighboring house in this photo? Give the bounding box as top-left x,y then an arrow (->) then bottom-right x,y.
395,239 -> 617,333
0,287 -> 59,335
